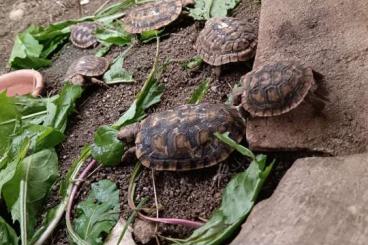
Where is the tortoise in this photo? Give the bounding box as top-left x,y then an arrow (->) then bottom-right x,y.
64,55 -> 109,86
123,0 -> 194,34
70,22 -> 98,49
233,61 -> 329,117
118,103 -> 245,171
195,17 -> 257,77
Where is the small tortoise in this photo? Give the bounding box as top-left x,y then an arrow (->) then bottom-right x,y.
123,0 -> 194,34
195,17 -> 257,71
64,55 -> 109,86
118,103 -> 245,171
233,61 -> 329,117
70,22 -> 98,49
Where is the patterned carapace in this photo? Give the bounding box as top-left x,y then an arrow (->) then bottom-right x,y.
195,17 -> 257,66
118,103 -> 246,171
70,22 -> 98,49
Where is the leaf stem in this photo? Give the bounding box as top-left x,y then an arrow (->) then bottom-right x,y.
0,110 -> 47,126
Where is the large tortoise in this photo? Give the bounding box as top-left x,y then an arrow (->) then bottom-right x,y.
233,61 -> 329,117
64,55 -> 109,86
70,22 -> 98,49
195,17 -> 257,77
118,103 -> 245,171
123,0 -> 194,34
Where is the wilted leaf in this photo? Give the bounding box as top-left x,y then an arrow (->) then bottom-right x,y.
91,126 -> 124,166
103,48 -> 134,84
0,216 -> 18,245
188,79 -> 209,104
189,0 -> 241,20
74,179 -> 120,245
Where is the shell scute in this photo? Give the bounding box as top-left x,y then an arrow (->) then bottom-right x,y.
70,22 -> 98,48
136,104 -> 245,171
196,17 -> 257,66
241,61 -> 315,117
65,55 -> 109,81
123,0 -> 183,34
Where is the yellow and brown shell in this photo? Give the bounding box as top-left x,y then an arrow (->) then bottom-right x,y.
195,17 -> 257,66
241,61 -> 315,117
65,55 -> 109,81
123,0 -> 185,34
135,103 -> 245,171
70,22 -> 98,49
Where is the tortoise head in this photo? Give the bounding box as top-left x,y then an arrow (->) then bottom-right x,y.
117,123 -> 140,143
70,74 -> 86,86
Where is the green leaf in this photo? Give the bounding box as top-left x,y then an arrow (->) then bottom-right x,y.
0,92 -> 19,155
74,179 -> 120,245
0,216 -> 18,245
189,0 -> 241,20
188,79 -> 209,104
214,132 -> 255,160
113,38 -> 164,129
103,48 -> 134,84
2,149 -> 58,236
91,126 -> 124,166
139,30 -> 163,43
169,137 -> 273,245
181,56 -> 203,70
43,83 -> 83,132
95,21 -> 132,46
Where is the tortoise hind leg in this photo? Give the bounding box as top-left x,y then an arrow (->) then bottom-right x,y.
306,92 -> 328,115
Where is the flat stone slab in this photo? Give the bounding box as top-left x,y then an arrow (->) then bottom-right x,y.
231,153 -> 368,245
247,0 -> 368,155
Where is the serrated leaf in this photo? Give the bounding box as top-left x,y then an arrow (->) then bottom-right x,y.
91,126 -> 124,166
189,0 -> 241,20
74,179 -> 120,245
188,79 -> 209,104
0,216 -> 18,245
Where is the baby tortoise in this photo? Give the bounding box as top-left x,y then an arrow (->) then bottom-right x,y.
70,22 -> 98,49
118,103 -> 245,171
195,17 -> 257,77
64,55 -> 109,86
233,61 -> 329,117
123,0 -> 194,34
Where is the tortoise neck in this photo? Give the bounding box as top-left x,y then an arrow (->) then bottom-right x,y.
235,105 -> 250,121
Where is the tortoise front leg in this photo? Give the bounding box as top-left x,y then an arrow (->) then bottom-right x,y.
91,77 -> 109,88
121,146 -> 137,163
212,162 -> 230,188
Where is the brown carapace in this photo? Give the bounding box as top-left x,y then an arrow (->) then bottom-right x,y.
118,103 -> 245,171
70,22 -> 98,49
195,17 -> 257,66
234,61 -> 329,117
123,0 -> 194,34
64,55 -> 109,86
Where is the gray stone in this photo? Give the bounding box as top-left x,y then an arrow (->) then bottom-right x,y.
246,0 -> 368,155
231,153 -> 368,245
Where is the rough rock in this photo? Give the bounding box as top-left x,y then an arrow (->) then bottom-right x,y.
104,218 -> 136,245
246,0 -> 368,155
231,153 -> 368,245
133,219 -> 156,244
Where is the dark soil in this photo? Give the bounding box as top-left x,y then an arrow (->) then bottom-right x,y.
0,0 -> 317,244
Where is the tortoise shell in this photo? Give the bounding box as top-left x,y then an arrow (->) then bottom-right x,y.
70,22 -> 98,49
195,17 -> 257,66
241,61 -> 316,117
65,55 -> 109,81
123,0 -> 187,34
135,103 -> 245,171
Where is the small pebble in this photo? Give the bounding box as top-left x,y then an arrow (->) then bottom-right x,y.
9,9 -> 24,21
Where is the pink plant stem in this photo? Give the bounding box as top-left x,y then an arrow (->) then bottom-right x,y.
66,159 -> 97,218
138,213 -> 204,229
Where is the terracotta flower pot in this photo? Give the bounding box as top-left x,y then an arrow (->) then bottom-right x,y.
0,69 -> 44,97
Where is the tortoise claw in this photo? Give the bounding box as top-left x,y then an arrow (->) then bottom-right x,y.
212,163 -> 229,188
